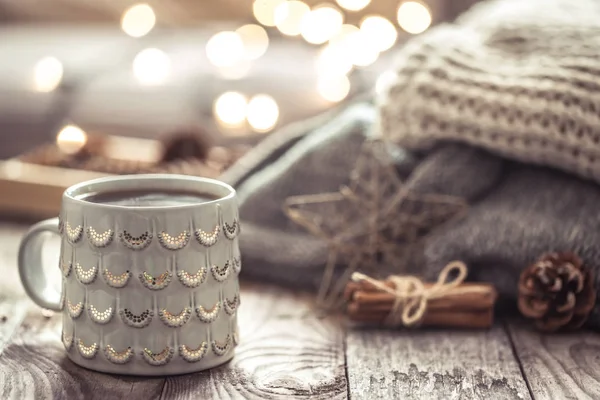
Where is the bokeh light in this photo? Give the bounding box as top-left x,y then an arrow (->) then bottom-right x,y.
336,0 -> 370,11
253,0 -> 286,27
360,16 -> 397,52
34,56 -> 63,92
329,24 -> 359,46
316,44 -> 353,76
275,1 -> 310,36
132,48 -> 171,85
236,24 -> 269,60
121,4 -> 156,38
397,1 -> 432,34
318,74 -> 350,102
247,94 -> 279,132
56,125 -> 87,155
348,30 -> 379,67
217,61 -> 253,80
206,31 -> 245,67
214,92 -> 247,126
300,5 -> 344,45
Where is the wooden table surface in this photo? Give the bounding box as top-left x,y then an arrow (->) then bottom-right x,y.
1,223 -> 599,400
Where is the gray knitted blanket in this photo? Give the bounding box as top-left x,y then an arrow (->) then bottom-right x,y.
223,0 -> 600,328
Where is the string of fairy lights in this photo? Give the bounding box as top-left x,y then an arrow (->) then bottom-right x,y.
33,0 -> 432,147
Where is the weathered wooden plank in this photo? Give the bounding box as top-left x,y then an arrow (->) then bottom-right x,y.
0,297 -> 29,355
507,320 -> 600,400
0,224 -> 32,355
160,284 -> 347,400
346,325 -> 531,400
0,313 -> 165,400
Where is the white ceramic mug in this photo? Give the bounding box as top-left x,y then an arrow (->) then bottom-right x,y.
18,174 -> 241,376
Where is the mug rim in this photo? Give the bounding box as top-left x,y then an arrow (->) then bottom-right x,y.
63,174 -> 236,211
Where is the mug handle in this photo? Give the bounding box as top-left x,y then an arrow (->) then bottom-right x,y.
18,217 -> 63,311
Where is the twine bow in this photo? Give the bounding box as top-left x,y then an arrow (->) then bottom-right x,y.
352,261 -> 476,327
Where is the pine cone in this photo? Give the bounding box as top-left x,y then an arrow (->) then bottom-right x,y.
518,252 -> 596,332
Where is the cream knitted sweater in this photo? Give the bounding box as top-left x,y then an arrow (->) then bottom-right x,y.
380,0 -> 600,184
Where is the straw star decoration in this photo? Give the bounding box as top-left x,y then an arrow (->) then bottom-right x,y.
284,139 -> 467,309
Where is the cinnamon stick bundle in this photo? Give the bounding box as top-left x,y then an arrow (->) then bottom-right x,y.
344,264 -> 498,329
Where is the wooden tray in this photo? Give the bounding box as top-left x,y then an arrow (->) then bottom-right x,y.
0,135 -> 237,219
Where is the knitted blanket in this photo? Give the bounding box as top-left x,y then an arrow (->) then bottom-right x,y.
225,0 -> 600,328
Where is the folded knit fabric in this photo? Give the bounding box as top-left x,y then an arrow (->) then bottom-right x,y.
379,0 -> 600,327
229,0 -> 600,327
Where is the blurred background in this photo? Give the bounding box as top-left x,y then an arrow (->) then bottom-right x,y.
0,0 -> 481,159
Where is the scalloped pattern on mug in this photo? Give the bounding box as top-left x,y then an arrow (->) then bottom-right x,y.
141,347 -> 174,366
211,262 -> 230,282
103,268 -> 132,288
67,299 -> 84,319
58,217 -> 64,234
86,227 -> 114,248
119,230 -> 152,251
75,263 -> 98,284
61,261 -> 72,278
223,219 -> 239,240
59,288 -> 66,311
232,257 -> 241,275
224,295 -> 239,316
157,230 -> 190,251
179,342 -> 208,363
87,304 -> 114,324
76,339 -> 99,359
62,329 -> 73,351
212,335 -> 232,356
120,308 -> 154,328
65,222 -> 83,244
195,301 -> 221,323
104,345 -> 134,364
176,267 -> 207,288
194,225 -> 220,247
139,271 -> 172,290
158,307 -> 192,328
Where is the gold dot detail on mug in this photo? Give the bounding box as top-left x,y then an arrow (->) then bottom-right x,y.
120,308 -> 154,328
67,299 -> 84,319
179,342 -> 208,363
65,222 -> 83,244
141,347 -> 174,366
176,267 -> 207,288
75,263 -> 98,285
211,262 -> 230,282
223,219 -> 239,240
60,261 -> 72,278
157,230 -> 190,251
194,225 -> 220,247
103,269 -> 132,288
158,307 -> 192,328
211,335 -> 232,356
224,295 -> 239,316
119,230 -> 153,250
76,339 -> 99,359
139,271 -> 172,290
62,330 -> 74,351
87,304 -> 114,324
195,302 -> 221,323
104,345 -> 134,364
86,227 -> 114,248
